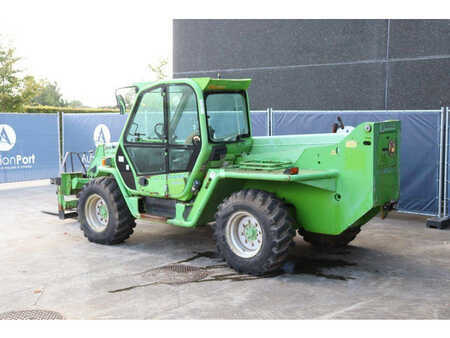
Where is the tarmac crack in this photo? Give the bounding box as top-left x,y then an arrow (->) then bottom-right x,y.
315,297 -> 378,319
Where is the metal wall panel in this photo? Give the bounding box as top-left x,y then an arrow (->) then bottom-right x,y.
178,62 -> 387,111
389,20 -> 450,59
387,58 -> 450,110
173,19 -> 387,73
173,19 -> 450,111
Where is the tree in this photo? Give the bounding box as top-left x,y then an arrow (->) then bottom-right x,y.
31,80 -> 66,107
67,100 -> 83,108
0,44 -> 24,111
148,58 -> 168,81
0,42 -> 43,111
0,39 -> 84,111
22,76 -> 44,104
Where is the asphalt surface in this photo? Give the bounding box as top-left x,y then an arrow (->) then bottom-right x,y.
0,180 -> 449,319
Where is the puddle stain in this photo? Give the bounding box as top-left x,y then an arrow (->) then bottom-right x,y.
130,252 -> 225,277
108,268 -> 271,293
281,256 -> 357,281
107,251 -> 356,293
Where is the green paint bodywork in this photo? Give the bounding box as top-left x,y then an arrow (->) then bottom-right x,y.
57,77 -> 400,236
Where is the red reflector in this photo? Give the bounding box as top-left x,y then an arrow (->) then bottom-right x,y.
289,167 -> 299,175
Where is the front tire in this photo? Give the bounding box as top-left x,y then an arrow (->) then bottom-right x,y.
78,177 -> 136,245
214,189 -> 296,275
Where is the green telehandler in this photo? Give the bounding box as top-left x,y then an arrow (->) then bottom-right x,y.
54,78 -> 400,275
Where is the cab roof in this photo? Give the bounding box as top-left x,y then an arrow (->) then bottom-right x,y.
132,78 -> 252,92
192,78 -> 251,91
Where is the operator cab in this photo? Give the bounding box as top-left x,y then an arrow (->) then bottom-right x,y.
114,78 -> 252,201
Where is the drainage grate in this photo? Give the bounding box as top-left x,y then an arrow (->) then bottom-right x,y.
0,310 -> 64,320
142,264 -> 209,285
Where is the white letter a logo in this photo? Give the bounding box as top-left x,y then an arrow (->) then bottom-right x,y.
93,124 -> 111,146
0,125 -> 16,151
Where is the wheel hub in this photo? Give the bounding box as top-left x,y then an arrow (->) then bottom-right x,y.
97,202 -> 108,221
85,194 -> 109,232
245,224 -> 258,241
226,211 -> 263,258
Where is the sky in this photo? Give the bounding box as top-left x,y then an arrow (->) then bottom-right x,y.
0,1 -> 172,107
0,0 -> 435,107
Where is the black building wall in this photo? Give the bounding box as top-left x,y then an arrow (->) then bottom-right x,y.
173,19 -> 450,110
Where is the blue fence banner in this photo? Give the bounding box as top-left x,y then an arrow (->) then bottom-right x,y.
272,110 -> 441,215
250,111 -> 268,136
62,113 -> 128,172
0,113 -> 59,183
2,109 -> 441,217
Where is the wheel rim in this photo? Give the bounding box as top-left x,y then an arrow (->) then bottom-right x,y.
85,193 -> 109,232
225,211 -> 263,258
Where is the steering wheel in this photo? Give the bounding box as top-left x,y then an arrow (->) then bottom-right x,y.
154,122 -> 165,140
185,133 -> 201,146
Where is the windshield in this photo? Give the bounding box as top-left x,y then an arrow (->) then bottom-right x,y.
205,92 -> 249,142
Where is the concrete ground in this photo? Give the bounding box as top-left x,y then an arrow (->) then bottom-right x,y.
1,181 -> 449,319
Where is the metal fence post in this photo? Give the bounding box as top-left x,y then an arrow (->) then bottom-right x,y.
57,111 -> 62,174
266,108 -> 270,136
426,106 -> 450,228
269,107 -> 273,136
59,111 -> 65,174
438,106 -> 444,218
444,106 -> 449,217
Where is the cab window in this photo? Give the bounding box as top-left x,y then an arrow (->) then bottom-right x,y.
126,87 -> 165,143
168,85 -> 199,145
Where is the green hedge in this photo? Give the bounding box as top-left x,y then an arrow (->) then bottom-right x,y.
23,105 -> 119,114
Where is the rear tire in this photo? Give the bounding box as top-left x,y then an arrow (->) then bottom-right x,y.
78,177 -> 136,245
214,189 -> 296,275
298,226 -> 361,249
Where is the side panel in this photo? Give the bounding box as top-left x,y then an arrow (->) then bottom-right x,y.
272,110 -> 440,215
281,127 -> 375,235
239,122 -> 397,235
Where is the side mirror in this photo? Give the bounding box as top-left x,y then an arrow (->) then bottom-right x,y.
115,86 -> 138,115
116,95 -> 127,115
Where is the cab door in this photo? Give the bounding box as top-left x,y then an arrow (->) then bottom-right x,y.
120,84 -> 201,199
122,86 -> 167,196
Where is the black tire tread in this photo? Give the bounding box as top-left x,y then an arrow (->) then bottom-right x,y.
214,189 -> 296,275
78,177 -> 136,245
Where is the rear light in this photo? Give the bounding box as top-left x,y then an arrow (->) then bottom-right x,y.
388,140 -> 396,156
284,167 -> 299,175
